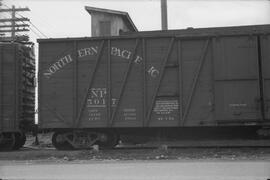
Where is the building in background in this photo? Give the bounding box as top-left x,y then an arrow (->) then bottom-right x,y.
85,6 -> 138,37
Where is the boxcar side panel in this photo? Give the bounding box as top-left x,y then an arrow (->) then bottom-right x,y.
144,38 -> 179,127
39,26 -> 270,129
213,36 -> 261,123
180,39 -> 214,126
110,39 -> 143,127
39,42 -> 74,128
77,40 -> 101,127
78,41 -> 109,127
260,35 -> 270,121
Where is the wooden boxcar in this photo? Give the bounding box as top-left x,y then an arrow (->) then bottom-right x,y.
0,42 -> 36,150
38,24 -> 270,149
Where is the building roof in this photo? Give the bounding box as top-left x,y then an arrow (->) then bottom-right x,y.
85,6 -> 138,32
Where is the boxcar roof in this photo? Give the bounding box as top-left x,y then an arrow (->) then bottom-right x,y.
37,24 -> 270,43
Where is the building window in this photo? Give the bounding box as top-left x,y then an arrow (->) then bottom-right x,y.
99,21 -> 111,36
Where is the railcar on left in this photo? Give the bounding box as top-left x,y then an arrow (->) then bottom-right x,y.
0,42 -> 35,150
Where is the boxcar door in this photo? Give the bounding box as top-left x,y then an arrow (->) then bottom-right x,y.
213,35 -> 262,124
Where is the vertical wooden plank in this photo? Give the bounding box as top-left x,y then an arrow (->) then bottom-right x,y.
75,40 -> 105,127
145,38 -> 175,126
0,45 -> 3,131
211,37 -> 217,123
14,44 -> 18,130
73,41 -> 78,124
107,40 -> 111,127
256,36 -> 266,121
110,39 -> 140,126
182,39 -> 210,126
177,39 -> 183,126
17,45 -> 22,131
142,38 -> 146,127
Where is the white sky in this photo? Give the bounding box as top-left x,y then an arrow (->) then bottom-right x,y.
2,0 -> 270,43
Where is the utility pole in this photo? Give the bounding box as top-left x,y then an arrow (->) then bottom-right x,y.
0,3 -> 30,42
161,0 -> 168,30
0,0 -> 4,37
11,5 -> 16,38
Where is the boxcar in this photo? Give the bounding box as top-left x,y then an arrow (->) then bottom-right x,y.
0,42 -> 36,150
38,24 -> 270,149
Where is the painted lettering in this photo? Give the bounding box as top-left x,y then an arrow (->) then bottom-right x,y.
90,88 -> 107,98
134,56 -> 143,64
112,98 -> 117,106
87,88 -> 107,108
58,58 -> 67,67
111,47 -> 132,60
64,54 -> 73,63
49,66 -> 58,73
43,54 -> 73,78
90,89 -> 99,98
91,46 -> 98,54
99,89 -> 106,98
148,66 -> 159,78
78,46 -> 98,58
122,50 -> 131,59
54,62 -> 63,69
78,49 -> 85,57
111,47 -> 119,56
43,71 -> 52,78
43,46 -> 146,78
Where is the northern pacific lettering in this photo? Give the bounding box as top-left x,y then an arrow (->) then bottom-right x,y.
44,46 -> 149,78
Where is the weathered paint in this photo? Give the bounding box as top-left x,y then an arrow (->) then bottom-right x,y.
38,25 -> 270,130
43,46 -> 156,79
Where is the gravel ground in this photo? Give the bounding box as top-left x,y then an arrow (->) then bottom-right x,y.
0,147 -> 270,161
0,133 -> 270,162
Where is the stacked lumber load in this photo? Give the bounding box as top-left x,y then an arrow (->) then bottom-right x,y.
18,44 -> 36,130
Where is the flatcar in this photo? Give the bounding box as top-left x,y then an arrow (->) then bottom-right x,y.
0,42 -> 36,150
38,24 -> 270,150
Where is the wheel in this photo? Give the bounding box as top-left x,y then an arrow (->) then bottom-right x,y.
0,133 -> 16,151
13,133 -> 26,150
96,132 -> 118,149
52,132 -> 74,150
20,133 -> 27,147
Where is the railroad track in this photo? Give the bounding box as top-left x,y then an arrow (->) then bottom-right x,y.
20,139 -> 270,151
1,140 -> 269,162
114,139 -> 270,149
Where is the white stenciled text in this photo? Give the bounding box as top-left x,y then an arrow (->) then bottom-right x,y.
43,46 -> 159,79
